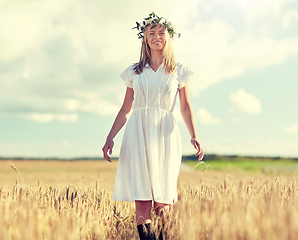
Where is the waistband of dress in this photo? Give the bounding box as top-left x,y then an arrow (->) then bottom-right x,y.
132,107 -> 173,113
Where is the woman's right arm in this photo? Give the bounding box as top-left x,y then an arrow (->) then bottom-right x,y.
102,87 -> 134,162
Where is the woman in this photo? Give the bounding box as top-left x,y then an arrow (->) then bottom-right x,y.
102,12 -> 204,240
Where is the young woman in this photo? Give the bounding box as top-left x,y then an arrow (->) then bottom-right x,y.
102,12 -> 204,240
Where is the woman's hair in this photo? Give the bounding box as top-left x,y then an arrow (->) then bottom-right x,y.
133,26 -> 177,75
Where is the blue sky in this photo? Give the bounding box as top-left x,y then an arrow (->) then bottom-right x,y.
0,0 -> 297,158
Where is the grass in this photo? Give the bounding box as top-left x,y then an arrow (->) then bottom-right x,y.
185,157 -> 298,174
1,160 -> 298,239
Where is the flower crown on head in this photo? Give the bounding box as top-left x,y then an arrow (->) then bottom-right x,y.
132,12 -> 181,39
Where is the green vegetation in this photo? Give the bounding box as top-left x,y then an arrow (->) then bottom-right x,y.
183,154 -> 298,162
184,155 -> 298,174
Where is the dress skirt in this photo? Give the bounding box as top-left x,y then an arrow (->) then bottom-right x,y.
112,108 -> 182,204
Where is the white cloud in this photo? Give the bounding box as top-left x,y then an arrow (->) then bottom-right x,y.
289,141 -> 298,147
80,100 -> 119,117
230,89 -> 261,114
4,144 -> 14,151
62,140 -> 70,147
176,25 -> 298,91
284,124 -> 298,134
245,0 -> 293,25
283,10 -> 298,28
0,0 -> 135,122
0,0 -> 297,123
0,112 -> 78,123
64,97 -> 119,116
266,140 -> 281,146
197,108 -> 221,125
174,0 -> 298,91
202,139 -> 298,158
21,113 -> 78,123
232,117 -> 239,123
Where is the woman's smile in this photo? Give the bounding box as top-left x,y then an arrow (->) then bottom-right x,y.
146,24 -> 167,50
153,41 -> 162,45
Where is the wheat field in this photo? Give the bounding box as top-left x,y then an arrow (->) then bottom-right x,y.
0,160 -> 298,240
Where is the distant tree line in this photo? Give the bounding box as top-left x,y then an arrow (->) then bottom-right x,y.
182,154 -> 298,161
1,155 -> 297,161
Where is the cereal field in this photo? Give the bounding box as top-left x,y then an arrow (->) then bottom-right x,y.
0,160 -> 298,240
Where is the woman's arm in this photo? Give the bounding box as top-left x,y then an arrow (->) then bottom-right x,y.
102,87 -> 134,162
179,84 -> 204,160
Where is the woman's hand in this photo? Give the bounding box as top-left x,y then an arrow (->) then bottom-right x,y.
190,138 -> 204,161
102,139 -> 114,162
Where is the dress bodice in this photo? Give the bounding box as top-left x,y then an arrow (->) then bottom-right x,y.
120,63 -> 193,112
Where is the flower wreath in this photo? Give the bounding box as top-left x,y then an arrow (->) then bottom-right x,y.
132,12 -> 181,39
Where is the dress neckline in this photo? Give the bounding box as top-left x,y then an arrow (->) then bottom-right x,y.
145,63 -> 162,73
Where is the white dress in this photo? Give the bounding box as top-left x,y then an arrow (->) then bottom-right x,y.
112,63 -> 193,204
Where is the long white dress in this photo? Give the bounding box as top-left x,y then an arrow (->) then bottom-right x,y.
112,63 -> 193,204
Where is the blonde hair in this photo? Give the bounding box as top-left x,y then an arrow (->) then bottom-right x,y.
134,26 -> 177,74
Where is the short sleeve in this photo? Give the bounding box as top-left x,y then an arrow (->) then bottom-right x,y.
120,65 -> 135,88
176,63 -> 194,89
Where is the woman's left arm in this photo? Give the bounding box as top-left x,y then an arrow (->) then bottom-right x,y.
179,84 -> 204,160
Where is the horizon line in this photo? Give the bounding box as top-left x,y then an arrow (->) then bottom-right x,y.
1,154 -> 297,161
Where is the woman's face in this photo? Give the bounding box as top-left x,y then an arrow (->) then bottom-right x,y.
145,24 -> 167,51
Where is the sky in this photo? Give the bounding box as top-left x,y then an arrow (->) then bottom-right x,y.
0,0 -> 298,159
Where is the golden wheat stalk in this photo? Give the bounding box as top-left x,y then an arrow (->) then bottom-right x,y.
202,165 -> 210,172
10,165 -> 18,172
194,160 -> 204,169
113,214 -> 125,227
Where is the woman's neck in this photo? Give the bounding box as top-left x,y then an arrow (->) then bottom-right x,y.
150,50 -> 163,71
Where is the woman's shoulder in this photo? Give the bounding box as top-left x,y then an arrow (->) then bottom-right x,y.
121,64 -> 138,76
176,62 -> 187,68
120,64 -> 138,88
175,63 -> 194,89
124,64 -> 137,72
175,63 -> 194,77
